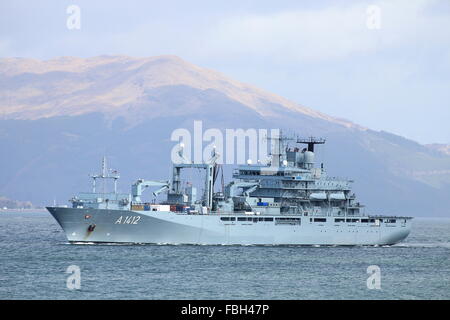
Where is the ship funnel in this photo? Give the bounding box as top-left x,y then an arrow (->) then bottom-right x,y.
304,151 -> 315,169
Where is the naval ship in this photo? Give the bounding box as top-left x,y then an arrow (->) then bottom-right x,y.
47,133 -> 412,245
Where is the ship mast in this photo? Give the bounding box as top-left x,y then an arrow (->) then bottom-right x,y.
90,156 -> 120,194
265,130 -> 294,166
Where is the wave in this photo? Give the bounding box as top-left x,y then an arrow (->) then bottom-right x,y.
61,241 -> 450,248
392,242 -> 450,248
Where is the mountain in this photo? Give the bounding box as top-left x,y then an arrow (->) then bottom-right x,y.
0,55 -> 355,127
0,55 -> 449,217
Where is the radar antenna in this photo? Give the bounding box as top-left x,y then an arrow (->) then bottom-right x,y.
296,137 -> 326,152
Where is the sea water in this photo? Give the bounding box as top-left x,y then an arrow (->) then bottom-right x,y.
0,211 -> 448,299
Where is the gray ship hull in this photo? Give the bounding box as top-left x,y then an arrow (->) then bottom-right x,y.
47,207 -> 412,245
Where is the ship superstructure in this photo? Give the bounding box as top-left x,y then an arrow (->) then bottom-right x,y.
47,133 -> 412,245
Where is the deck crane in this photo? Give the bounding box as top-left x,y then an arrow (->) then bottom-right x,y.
131,179 -> 170,203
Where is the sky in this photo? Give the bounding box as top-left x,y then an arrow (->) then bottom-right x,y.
1,0 -> 449,144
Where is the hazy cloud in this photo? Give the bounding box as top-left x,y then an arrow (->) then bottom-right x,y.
0,0 -> 449,143
201,0 -> 450,62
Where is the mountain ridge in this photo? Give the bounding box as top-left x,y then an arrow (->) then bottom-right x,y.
0,55 -> 362,129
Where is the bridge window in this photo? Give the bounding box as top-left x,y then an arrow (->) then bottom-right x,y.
220,217 -> 235,221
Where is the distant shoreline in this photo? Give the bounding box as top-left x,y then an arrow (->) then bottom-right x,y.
0,208 -> 48,213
